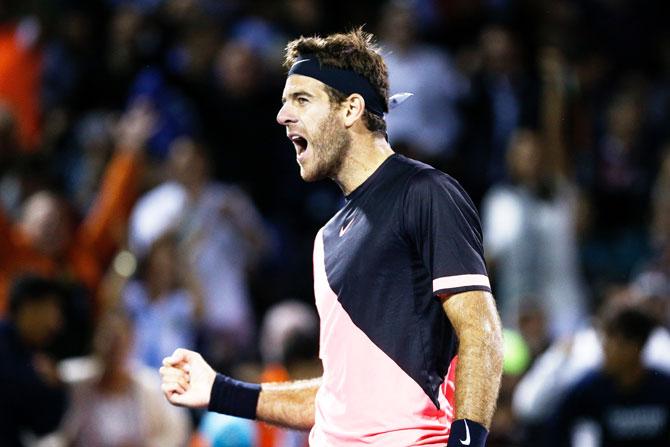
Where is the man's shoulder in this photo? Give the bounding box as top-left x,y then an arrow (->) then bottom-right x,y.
398,157 -> 475,210
567,368 -> 609,395
573,368 -> 607,387
646,368 -> 670,388
561,369 -> 609,407
392,154 -> 461,193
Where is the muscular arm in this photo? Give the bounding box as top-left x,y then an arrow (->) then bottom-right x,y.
257,377 -> 321,430
440,290 -> 503,428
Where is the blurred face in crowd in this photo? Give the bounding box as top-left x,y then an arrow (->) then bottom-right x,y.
379,2 -> 416,50
507,130 -> 542,186
20,191 -> 72,257
480,26 -> 518,74
607,94 -> 642,144
284,0 -> 322,33
182,25 -> 220,78
16,296 -> 64,349
110,5 -> 142,48
518,304 -> 549,356
169,136 -> 208,189
146,235 -> 179,295
277,75 -> 351,182
602,331 -> 643,379
215,41 -> 261,97
94,314 -> 134,372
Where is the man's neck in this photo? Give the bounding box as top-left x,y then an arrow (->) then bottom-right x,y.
333,135 -> 394,196
609,362 -> 646,391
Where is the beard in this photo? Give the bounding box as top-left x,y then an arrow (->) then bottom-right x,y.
300,109 -> 351,182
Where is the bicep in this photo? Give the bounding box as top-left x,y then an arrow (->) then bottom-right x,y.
440,290 -> 500,338
403,172 -> 491,297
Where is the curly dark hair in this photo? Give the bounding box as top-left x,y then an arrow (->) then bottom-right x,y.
283,27 -> 388,136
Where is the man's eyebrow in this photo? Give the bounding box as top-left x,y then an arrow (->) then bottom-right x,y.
281,90 -> 315,104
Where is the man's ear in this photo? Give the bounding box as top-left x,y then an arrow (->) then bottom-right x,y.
342,94 -> 365,128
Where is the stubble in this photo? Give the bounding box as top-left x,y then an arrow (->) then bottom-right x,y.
303,109 -> 351,182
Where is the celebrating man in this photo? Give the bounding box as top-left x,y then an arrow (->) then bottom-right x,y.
161,28 -> 503,447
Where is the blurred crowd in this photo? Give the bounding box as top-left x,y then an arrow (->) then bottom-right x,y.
1,0 -> 669,446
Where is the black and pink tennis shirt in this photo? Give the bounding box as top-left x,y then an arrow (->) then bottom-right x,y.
308,154 -> 492,446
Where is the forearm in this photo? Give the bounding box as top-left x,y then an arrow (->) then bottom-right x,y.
81,150 -> 142,253
161,349 -> 319,431
454,319 -> 504,427
256,377 -> 321,430
442,291 -> 503,428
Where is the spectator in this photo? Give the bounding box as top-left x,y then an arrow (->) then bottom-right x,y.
581,83 -> 655,283
0,103 -> 154,316
378,0 -> 469,163
0,16 -> 43,151
129,136 -> 268,370
460,25 -> 538,203
515,302 -> 553,369
550,306 -> 670,446
513,286 -> 670,445
204,37 -> 288,213
0,275 -> 67,446
482,129 -> 586,336
198,299 -> 320,447
169,137 -> 268,367
62,111 -> 117,214
123,232 -> 204,369
54,311 -> 190,446
0,102 -> 55,219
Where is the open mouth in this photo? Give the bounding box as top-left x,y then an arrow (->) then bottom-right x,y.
290,135 -> 308,155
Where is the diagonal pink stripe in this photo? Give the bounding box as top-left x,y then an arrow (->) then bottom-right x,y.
310,230 -> 453,446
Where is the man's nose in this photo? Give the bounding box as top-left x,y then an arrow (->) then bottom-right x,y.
276,103 -> 296,126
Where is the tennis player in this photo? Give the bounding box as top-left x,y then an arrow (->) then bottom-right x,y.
161,28 -> 503,447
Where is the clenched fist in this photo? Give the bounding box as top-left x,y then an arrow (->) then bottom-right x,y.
159,348 -> 216,409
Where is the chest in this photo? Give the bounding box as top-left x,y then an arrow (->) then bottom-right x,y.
322,197 -> 410,296
601,405 -> 669,441
582,382 -> 670,442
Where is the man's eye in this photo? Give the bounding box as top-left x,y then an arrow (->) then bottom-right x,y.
297,97 -> 308,104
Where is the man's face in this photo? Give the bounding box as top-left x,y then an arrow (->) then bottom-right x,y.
168,136 -> 207,187
602,332 -> 641,377
20,192 -> 72,257
277,75 -> 351,182
17,296 -> 64,349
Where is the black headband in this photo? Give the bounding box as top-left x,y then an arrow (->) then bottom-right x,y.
287,55 -> 388,117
